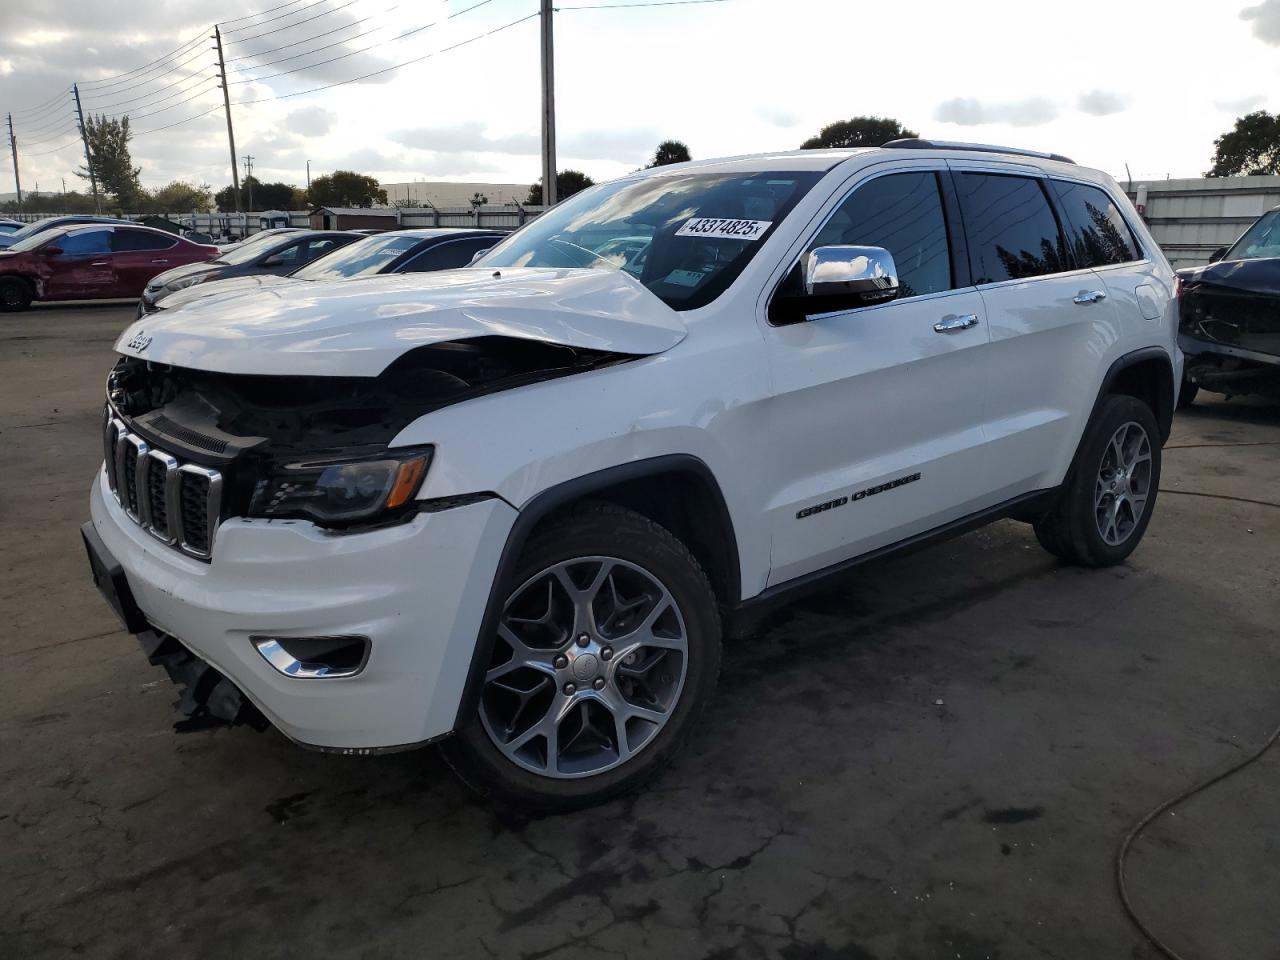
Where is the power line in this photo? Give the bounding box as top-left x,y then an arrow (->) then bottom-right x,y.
557,0 -> 730,7
236,9 -> 538,99
219,0 -> 308,26
78,31 -> 208,89
86,74 -> 219,118
225,3 -> 403,64
80,42 -> 214,99
9,89 -> 71,120
229,0 -> 499,85
221,0 -> 357,40
132,9 -> 539,139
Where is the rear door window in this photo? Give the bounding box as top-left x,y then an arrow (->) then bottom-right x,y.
111,229 -> 178,252
1050,180 -> 1142,267
954,173 -> 1069,283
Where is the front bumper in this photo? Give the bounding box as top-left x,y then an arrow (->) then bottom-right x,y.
88,469 -> 516,751
1179,332 -> 1280,368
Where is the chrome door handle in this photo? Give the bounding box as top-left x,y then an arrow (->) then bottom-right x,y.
90,260 -> 110,266
933,313 -> 979,333
1073,289 -> 1107,304
151,259 -> 169,264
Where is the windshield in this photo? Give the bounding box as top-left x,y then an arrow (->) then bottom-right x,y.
217,231 -> 296,265
7,217 -> 61,242
6,227 -> 70,253
476,171 -> 822,310
293,233 -> 423,280
1226,209 -> 1280,261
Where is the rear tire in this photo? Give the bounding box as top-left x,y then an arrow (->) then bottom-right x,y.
0,276 -> 33,312
443,502 -> 722,811
1033,395 -> 1161,567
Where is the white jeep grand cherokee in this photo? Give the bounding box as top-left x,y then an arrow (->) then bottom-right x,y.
84,140 -> 1179,809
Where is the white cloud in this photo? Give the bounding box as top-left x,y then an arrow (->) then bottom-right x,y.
284,106 -> 336,138
1213,93 -> 1265,113
934,96 -> 1059,127
755,106 -> 799,128
1240,0 -> 1280,44
1077,90 -> 1127,116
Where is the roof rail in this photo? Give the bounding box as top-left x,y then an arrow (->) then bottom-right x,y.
881,138 -> 1076,165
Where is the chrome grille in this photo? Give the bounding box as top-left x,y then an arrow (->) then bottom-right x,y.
104,415 -> 223,560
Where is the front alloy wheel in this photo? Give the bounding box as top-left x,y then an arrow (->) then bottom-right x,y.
481,557 -> 688,778
444,502 -> 721,810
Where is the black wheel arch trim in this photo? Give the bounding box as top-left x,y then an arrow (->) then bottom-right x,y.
1094,345 -> 1176,444
451,453 -> 741,733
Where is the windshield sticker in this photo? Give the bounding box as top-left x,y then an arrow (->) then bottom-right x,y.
675,218 -> 773,241
664,269 -> 706,287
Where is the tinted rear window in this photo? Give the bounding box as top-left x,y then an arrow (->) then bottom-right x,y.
955,173 -> 1068,283
1051,180 -> 1141,267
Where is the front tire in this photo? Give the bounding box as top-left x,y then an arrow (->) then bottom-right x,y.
0,276 -> 33,312
443,502 -> 722,811
1033,394 -> 1161,567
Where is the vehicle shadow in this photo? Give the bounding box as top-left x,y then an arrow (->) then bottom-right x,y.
1179,393 -> 1280,428
30,299 -> 138,312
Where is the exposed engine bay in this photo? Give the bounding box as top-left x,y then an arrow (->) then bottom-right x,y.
109,335 -> 631,458
106,336 -> 633,526
1178,258 -> 1280,401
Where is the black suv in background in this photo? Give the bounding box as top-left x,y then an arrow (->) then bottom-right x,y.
1177,205 -> 1280,404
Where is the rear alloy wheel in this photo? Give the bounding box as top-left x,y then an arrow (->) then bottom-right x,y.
445,503 -> 720,810
0,277 -> 33,312
1034,394 -> 1161,567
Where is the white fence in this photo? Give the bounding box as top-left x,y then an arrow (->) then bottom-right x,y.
1118,175 -> 1280,269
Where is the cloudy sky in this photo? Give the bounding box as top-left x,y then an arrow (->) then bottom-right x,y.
1,0 -> 1278,197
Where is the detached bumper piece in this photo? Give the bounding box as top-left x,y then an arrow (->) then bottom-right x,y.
83,520 -> 266,734
138,628 -> 269,733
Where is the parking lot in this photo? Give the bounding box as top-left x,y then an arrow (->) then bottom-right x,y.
1,303 -> 1277,959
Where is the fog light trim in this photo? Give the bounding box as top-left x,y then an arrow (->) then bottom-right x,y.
251,634 -> 372,679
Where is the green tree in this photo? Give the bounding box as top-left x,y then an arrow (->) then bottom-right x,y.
307,170 -> 387,207
144,180 -> 213,213
1206,111 -> 1280,176
800,116 -> 918,150
526,170 -> 595,205
214,177 -> 302,212
75,114 -> 143,207
648,140 -> 691,167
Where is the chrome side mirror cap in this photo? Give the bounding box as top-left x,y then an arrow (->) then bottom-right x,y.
804,245 -> 899,302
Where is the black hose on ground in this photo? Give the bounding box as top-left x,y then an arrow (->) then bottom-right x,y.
1116,722 -> 1280,960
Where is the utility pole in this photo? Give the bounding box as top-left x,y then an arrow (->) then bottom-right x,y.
539,0 -> 557,207
242,154 -> 254,210
213,26 -> 241,215
72,84 -> 100,213
5,113 -> 22,214
306,159 -> 311,191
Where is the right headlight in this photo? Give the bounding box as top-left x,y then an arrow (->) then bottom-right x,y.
248,447 -> 432,526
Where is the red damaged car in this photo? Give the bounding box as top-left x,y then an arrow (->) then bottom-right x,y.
0,223 -> 218,311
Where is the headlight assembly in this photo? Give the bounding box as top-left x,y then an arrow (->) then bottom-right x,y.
248,447 -> 432,526
166,272 -> 214,292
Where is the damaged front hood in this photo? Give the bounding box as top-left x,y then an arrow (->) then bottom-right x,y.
1177,257 -> 1280,297
116,268 -> 687,376
155,272 -> 296,311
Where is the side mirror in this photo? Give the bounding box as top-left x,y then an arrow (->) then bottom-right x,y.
1208,246 -> 1228,264
469,247 -> 493,265
770,245 -> 899,325
40,245 -> 63,257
